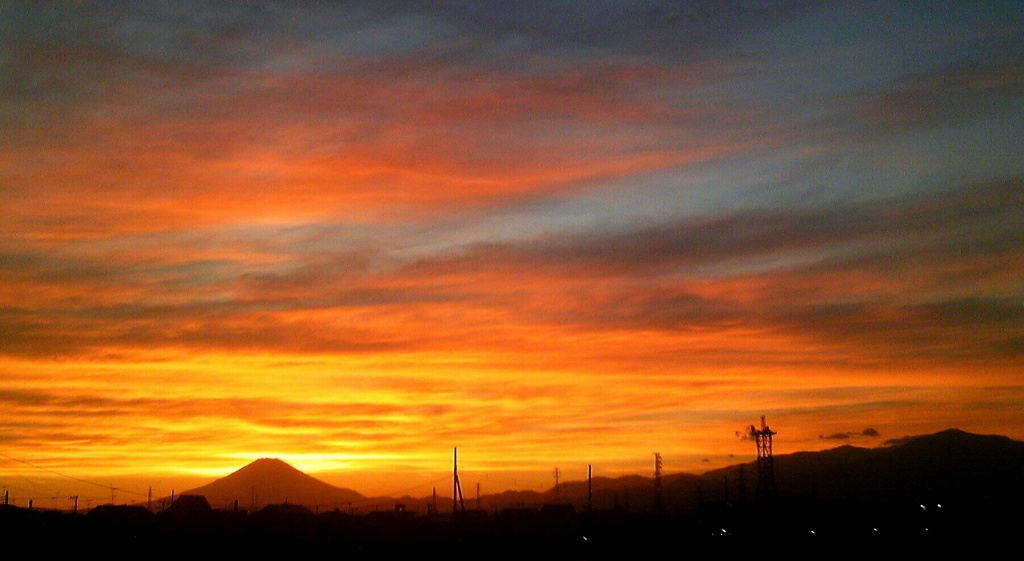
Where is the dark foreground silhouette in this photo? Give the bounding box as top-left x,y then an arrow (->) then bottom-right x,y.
1,495 -> 1014,559
4,430 -> 1021,557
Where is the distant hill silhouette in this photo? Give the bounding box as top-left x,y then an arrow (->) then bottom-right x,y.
181,458 -> 364,511
7,430 -> 1022,555
695,428 -> 1024,505
169,430 -> 1024,516
445,428 -> 1024,514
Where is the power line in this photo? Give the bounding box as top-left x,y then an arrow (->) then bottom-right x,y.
378,474 -> 449,499
0,453 -> 148,498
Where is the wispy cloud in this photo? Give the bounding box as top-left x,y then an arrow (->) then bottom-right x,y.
1,1 -> 1022,495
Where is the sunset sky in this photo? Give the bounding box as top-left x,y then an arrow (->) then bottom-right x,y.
2,1 -> 1023,507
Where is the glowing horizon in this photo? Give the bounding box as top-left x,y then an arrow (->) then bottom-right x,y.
2,2 -> 1023,507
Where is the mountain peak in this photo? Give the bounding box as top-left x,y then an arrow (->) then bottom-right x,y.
251,457 -> 288,464
235,457 -> 304,476
183,458 -> 364,510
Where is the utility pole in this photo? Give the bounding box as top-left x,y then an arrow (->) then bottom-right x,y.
553,467 -> 560,501
588,464 -> 593,511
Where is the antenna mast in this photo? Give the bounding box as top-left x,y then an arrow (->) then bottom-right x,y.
452,447 -> 465,515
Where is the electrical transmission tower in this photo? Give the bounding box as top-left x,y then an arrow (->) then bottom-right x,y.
748,416 -> 777,500
653,452 -> 664,514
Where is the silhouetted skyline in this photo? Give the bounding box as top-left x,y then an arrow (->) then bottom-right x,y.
2,2 -> 1022,502
3,429 -> 1021,557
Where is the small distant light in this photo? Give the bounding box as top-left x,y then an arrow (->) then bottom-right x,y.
582,536 -> 588,542
920,504 -> 926,511
810,531 -> 816,535
937,504 -> 942,508
873,528 -> 878,532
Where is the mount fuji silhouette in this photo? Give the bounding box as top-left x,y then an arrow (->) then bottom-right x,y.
181,458 -> 364,510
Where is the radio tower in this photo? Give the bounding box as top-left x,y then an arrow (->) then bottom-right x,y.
452,447 -> 465,515
748,416 -> 777,500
